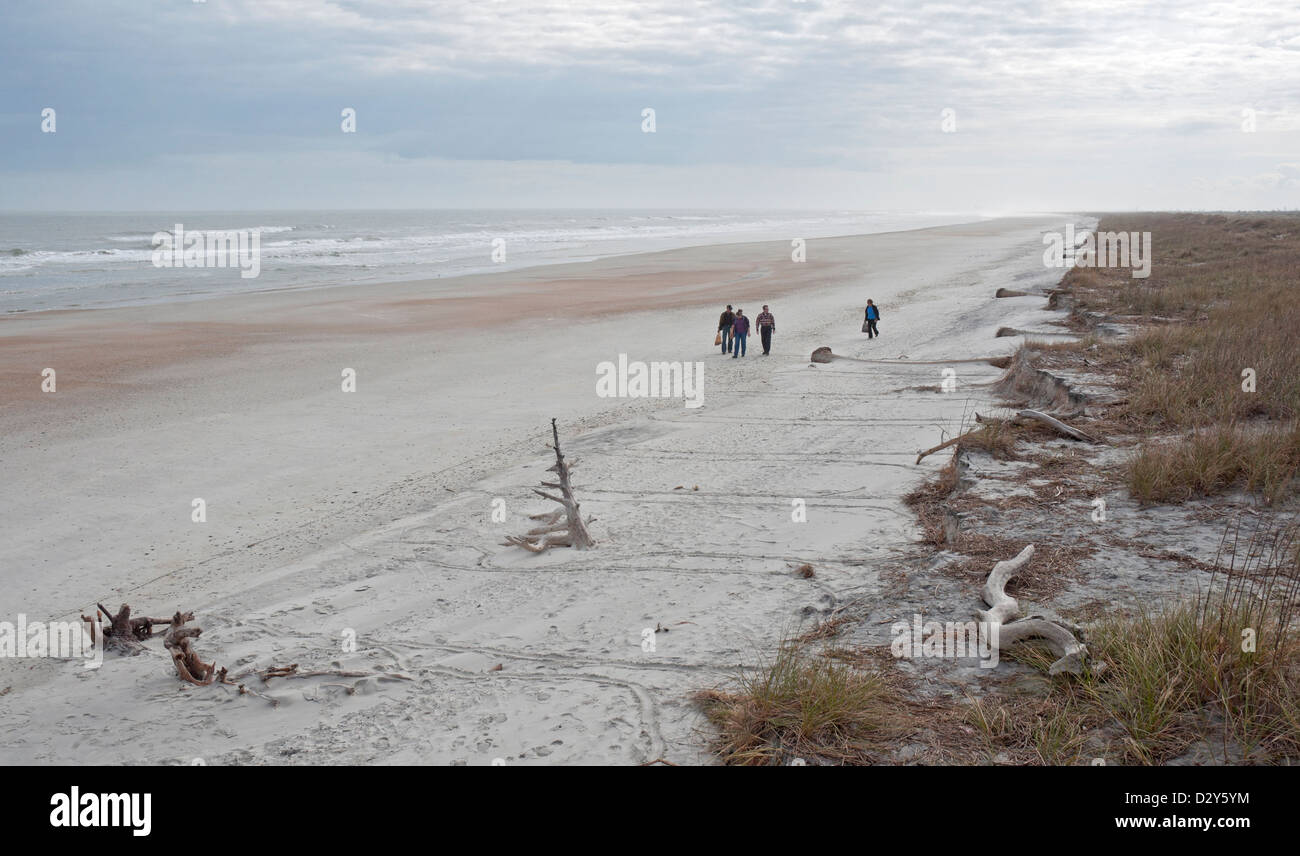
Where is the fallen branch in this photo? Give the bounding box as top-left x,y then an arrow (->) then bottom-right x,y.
916,426 -> 981,465
976,544 -> 1088,675
238,663 -> 413,683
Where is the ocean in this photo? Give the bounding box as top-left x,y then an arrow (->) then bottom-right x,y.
0,209 -> 983,314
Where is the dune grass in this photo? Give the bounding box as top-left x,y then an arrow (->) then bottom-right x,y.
694,639 -> 906,765
1058,213 -> 1300,503
1128,422 -> 1300,504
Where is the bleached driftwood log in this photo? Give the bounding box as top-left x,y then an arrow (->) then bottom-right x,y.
502,419 -> 595,553
1015,409 -> 1097,443
976,544 -> 1087,675
974,410 -> 1097,444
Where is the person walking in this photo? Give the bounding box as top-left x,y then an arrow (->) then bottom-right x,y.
731,309 -> 750,358
718,304 -> 735,354
863,299 -> 880,339
756,305 -> 776,355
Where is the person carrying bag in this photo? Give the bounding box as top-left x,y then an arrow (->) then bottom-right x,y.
863,300 -> 880,338
717,305 -> 735,353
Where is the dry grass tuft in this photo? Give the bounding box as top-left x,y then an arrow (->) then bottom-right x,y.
694,639 -> 909,765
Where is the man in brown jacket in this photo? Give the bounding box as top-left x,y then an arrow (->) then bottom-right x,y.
718,305 -> 735,353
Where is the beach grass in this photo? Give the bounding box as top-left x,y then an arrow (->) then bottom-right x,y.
694,638 -> 906,765
1060,212 -> 1300,503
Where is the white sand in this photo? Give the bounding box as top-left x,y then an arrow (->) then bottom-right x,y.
0,216 -> 1083,764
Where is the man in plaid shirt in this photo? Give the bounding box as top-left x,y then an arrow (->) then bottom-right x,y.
756,305 -> 776,355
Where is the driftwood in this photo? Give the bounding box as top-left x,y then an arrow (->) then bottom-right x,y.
916,426 -> 982,464
502,419 -> 595,553
241,663 -> 414,683
164,612 -> 219,685
1015,409 -> 1097,443
83,602 -> 221,679
85,603 -> 413,694
976,545 -> 1087,675
976,410 -> 1097,443
84,604 -> 194,654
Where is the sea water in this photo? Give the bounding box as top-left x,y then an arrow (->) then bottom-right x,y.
0,209 -> 982,314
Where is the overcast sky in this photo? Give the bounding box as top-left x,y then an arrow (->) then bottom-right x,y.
1,0 -> 1297,211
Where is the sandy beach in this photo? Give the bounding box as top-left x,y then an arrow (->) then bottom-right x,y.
0,216 -> 1082,764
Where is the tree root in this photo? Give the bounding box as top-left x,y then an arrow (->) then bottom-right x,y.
84,604 -> 195,654
84,604 -> 413,692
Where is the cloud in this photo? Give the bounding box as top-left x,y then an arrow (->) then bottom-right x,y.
1,0 -> 1298,209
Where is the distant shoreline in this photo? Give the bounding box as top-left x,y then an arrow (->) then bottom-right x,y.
0,210 -> 1014,316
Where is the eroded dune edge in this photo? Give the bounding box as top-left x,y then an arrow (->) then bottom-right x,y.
700,212 -> 1300,767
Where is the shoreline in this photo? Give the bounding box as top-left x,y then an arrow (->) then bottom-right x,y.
0,212 -> 1017,318
0,218 -> 1060,413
